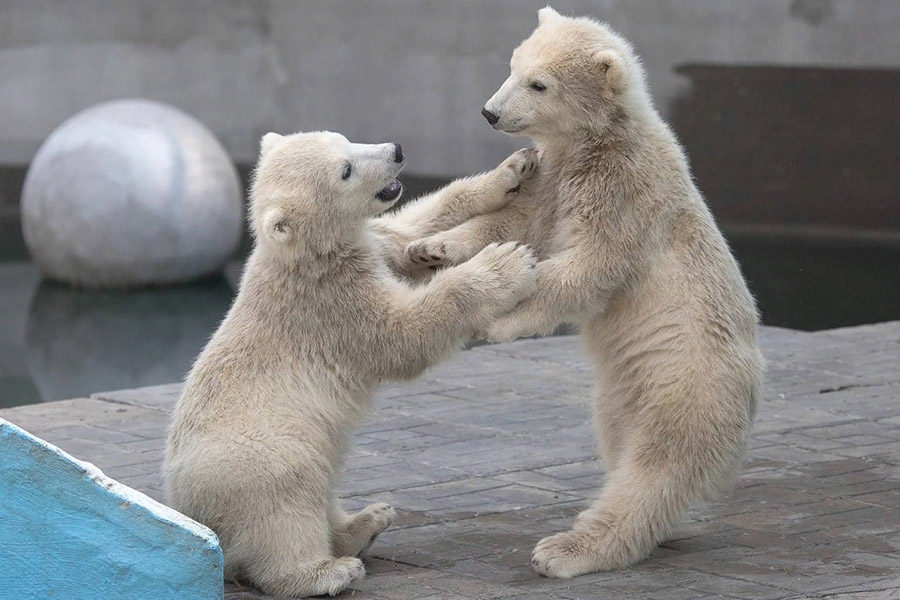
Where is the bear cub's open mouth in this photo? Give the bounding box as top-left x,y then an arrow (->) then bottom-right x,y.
377,179 -> 403,202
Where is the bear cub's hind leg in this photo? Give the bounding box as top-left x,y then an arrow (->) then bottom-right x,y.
239,504 -> 366,597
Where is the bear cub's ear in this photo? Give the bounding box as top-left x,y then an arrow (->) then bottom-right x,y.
594,50 -> 625,89
261,206 -> 293,244
538,6 -> 562,25
260,132 -> 283,157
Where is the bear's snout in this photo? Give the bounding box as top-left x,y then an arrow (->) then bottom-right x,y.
481,107 -> 500,125
393,143 -> 404,163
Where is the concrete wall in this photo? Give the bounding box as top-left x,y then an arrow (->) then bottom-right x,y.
1,0 -> 899,177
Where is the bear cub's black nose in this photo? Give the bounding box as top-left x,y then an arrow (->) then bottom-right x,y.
393,143 -> 404,163
481,107 -> 500,125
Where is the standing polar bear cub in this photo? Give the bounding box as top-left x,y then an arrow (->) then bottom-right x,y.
164,131 -> 540,597
408,8 -> 764,577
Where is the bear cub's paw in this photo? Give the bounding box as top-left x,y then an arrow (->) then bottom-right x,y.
531,529 -> 601,579
357,502 -> 395,553
497,147 -> 541,194
362,502 -> 396,530
468,241 -> 538,307
406,238 -> 452,267
531,521 -> 638,579
322,557 -> 366,597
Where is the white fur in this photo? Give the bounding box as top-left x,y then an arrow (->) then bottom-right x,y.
406,8 -> 764,577
164,132 -> 540,597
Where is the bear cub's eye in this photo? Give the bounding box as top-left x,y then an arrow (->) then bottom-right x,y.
530,81 -> 547,92
341,163 -> 353,180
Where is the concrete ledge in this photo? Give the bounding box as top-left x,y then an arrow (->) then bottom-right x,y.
0,418 -> 222,600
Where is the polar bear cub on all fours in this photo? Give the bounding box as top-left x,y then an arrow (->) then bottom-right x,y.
164,131 -> 540,597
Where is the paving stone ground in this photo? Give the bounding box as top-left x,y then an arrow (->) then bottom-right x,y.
2,323 -> 899,599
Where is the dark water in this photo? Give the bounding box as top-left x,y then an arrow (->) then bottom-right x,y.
2,236 -> 898,409
731,237 -> 900,332
0,263 -> 237,408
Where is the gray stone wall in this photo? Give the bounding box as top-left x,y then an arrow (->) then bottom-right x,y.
1,0 -> 899,177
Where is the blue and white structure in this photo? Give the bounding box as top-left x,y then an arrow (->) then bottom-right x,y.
0,418 -> 223,600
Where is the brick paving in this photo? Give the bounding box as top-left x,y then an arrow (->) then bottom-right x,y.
2,323 -> 899,599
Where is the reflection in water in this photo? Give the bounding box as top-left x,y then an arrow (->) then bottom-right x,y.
25,277 -> 233,403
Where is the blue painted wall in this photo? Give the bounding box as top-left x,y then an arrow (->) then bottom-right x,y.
0,418 -> 223,600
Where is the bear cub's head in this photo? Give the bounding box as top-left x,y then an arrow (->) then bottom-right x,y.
482,6 -> 647,140
250,131 -> 405,254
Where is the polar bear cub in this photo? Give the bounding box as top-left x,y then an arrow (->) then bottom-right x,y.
406,8 -> 763,577
164,131 -> 539,597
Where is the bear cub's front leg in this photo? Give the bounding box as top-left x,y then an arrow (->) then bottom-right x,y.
406,148 -> 539,267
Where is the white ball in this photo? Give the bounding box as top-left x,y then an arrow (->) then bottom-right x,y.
21,99 -> 243,287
